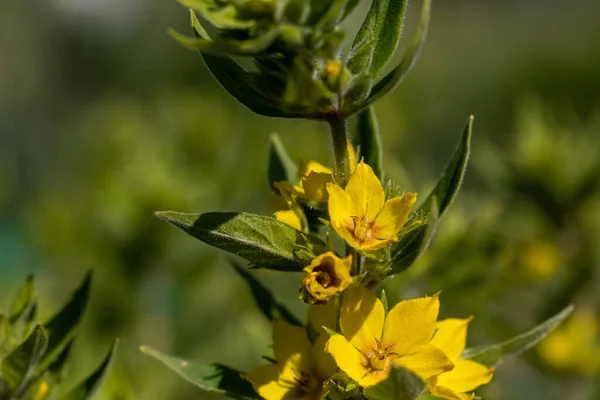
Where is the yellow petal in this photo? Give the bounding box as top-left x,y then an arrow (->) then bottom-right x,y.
382,293 -> 440,356
340,285 -> 385,352
436,359 -> 494,393
393,344 -> 454,381
301,171 -> 332,203
373,193 -> 417,239
244,364 -> 291,400
326,334 -> 387,387
274,210 -> 303,231
273,320 -> 313,369
307,296 -> 339,336
429,384 -> 474,400
431,318 -> 472,361
314,335 -> 337,380
298,160 -> 332,177
347,140 -> 357,173
327,182 -> 360,248
275,180 -> 305,199
345,161 -> 385,220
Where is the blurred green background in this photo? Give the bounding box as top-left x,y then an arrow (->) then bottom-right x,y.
1,0 -> 599,399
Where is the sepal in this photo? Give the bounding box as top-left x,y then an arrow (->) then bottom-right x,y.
363,365 -> 427,400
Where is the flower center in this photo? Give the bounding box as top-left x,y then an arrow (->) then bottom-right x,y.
292,370 -> 320,394
363,338 -> 398,373
350,215 -> 376,244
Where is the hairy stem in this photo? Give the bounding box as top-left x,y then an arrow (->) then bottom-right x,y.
328,117 -> 351,188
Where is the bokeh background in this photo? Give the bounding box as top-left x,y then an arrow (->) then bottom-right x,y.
1,0 -> 599,399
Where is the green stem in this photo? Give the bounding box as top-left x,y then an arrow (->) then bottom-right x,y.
328,117 -> 351,187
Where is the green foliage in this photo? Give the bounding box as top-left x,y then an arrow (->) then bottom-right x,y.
229,260 -> 302,327
267,133 -> 298,191
363,365 -> 426,400
0,274 -> 116,400
140,346 -> 259,400
355,106 -> 383,181
418,116 -> 473,217
462,305 -> 574,368
155,211 -> 325,271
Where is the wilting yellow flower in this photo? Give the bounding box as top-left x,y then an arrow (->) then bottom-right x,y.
245,319 -> 337,400
428,318 -> 494,400
538,310 -> 600,375
275,209 -> 303,231
302,252 -> 352,304
325,285 -> 453,387
327,160 -> 416,251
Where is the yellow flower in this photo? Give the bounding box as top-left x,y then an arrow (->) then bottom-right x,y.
274,209 -> 303,231
325,285 -> 453,387
245,319 -> 337,400
301,252 -> 352,304
538,310 -> 600,375
275,141 -> 357,205
327,161 -> 416,251
428,318 -> 495,400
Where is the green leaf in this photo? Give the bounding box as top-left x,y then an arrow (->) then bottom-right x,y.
387,197 -> 439,276
185,11 -> 303,119
179,0 -> 256,30
347,0 -> 408,77
229,260 -> 303,327
364,365 -> 426,400
356,0 -> 431,111
155,211 -> 324,271
355,106 -> 383,181
41,272 -> 92,369
268,133 -> 298,191
140,346 -> 259,400
60,339 -> 118,400
461,305 -> 574,368
1,325 -> 48,394
47,339 -> 75,380
9,275 -> 35,324
418,116 -> 473,217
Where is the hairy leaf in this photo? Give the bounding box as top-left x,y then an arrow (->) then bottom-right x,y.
364,365 -> 426,400
461,305 -> 574,367
358,0 -> 431,111
347,0 -> 408,77
230,260 -> 303,326
355,106 -> 383,181
155,211 -> 324,271
1,325 -> 48,394
41,272 -> 92,369
418,116 -> 473,217
140,346 -> 259,400
60,339 -> 118,400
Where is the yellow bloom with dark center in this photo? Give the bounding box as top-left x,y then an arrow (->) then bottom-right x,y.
244,319 -> 337,400
325,285 -> 453,387
427,318 -> 495,400
327,161 -> 416,251
302,252 -> 352,303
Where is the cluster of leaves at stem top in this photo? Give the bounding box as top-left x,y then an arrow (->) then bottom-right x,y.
171,0 -> 432,120
0,273 -> 117,400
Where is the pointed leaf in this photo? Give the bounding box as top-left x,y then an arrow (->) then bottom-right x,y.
419,116 -> 473,217
41,272 -> 92,368
60,339 -> 118,400
155,211 -> 324,271
187,11 -> 302,119
229,260 -> 302,327
461,305 -> 574,367
355,106 -> 383,181
356,0 -> 431,112
364,365 -> 426,400
268,133 -> 298,191
1,325 -> 48,393
140,346 -> 259,400
347,0 -> 408,77
387,197 -> 439,276
48,338 -> 75,380
9,275 -> 34,324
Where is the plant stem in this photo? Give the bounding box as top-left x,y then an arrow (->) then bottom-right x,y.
328,117 -> 351,188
